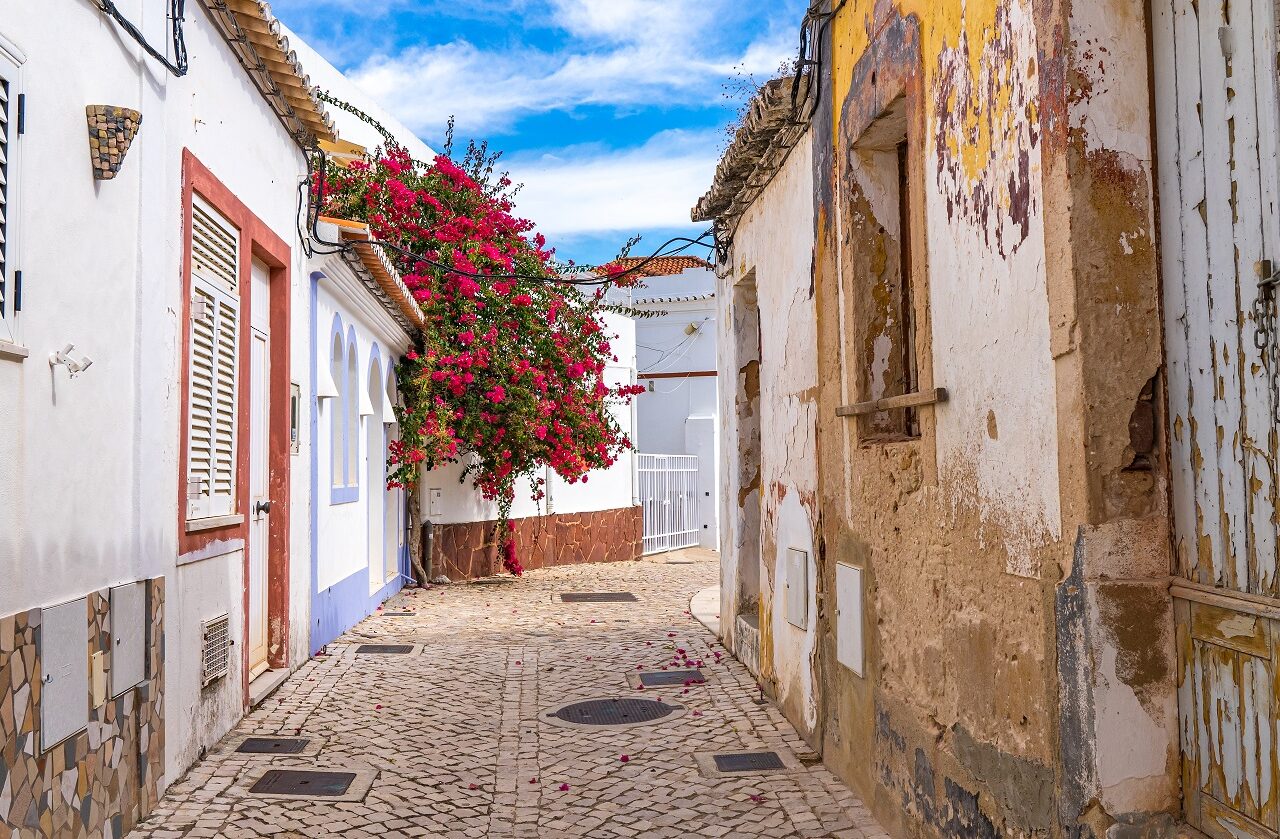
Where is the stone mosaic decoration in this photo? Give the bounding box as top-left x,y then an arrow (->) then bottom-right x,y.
86,105 -> 142,180
0,578 -> 165,837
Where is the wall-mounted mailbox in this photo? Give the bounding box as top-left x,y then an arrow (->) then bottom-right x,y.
110,582 -> 146,696
40,598 -> 89,752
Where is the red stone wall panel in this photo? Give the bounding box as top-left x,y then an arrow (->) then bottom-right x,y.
429,506 -> 642,581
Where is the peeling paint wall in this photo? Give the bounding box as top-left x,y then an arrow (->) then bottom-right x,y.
804,1 -> 1179,836
721,134 -> 822,738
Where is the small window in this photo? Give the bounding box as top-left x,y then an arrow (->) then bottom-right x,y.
0,44 -> 23,344
186,196 -> 241,521
849,97 -> 921,442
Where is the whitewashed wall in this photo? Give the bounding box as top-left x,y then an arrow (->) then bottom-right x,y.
0,0 -> 314,787
719,135 -> 821,731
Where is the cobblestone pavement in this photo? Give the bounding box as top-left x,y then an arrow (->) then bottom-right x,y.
131,551 -> 889,839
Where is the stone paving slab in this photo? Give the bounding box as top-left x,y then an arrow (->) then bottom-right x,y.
130,551 -> 890,839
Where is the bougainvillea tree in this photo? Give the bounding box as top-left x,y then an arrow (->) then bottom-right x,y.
315,140 -> 644,576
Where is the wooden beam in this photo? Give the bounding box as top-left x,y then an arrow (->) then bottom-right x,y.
638,371 -> 718,380
836,387 -> 948,418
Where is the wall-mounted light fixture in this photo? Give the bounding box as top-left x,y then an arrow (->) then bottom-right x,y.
49,343 -> 94,376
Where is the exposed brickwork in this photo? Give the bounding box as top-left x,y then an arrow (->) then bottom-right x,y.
431,506 -> 642,581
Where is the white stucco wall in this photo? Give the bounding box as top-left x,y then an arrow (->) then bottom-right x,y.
0,0 -> 318,787
719,134 -> 821,731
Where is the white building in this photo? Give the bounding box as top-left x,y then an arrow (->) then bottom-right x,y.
631,258 -> 720,551
0,2 -> 421,834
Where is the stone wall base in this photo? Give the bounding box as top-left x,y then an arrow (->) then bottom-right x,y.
429,506 -> 643,581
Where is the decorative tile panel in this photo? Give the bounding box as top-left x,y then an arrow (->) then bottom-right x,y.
0,578 -> 165,836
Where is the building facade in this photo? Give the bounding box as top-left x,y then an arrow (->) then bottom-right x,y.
632,257 -> 721,552
694,1 -> 1273,836
0,1 -> 429,833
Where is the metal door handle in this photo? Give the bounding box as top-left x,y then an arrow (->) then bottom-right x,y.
254,500 -> 273,515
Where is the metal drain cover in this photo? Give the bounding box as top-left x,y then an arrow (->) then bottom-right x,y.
560,592 -> 638,603
237,737 -> 309,755
713,752 -> 786,773
638,669 -> 705,687
550,698 -> 677,726
356,644 -> 414,654
380,612 -> 416,617
250,769 -> 355,796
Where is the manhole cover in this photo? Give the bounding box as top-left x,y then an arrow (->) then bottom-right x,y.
356,644 -> 414,654
250,769 -> 355,796
237,737 -> 309,755
638,669 -> 705,687
713,752 -> 786,773
550,698 -> 677,726
560,592 -> 638,603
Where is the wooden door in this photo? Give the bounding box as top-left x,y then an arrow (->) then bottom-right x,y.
1155,0 -> 1280,834
247,263 -> 271,680
1155,0 -> 1280,835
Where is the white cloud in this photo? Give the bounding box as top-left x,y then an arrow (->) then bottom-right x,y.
345,0 -> 796,135
506,130 -> 719,237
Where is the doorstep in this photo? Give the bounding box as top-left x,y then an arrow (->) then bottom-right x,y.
249,668 -> 291,707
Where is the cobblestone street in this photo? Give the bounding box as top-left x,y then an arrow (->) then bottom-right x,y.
131,551 -> 888,839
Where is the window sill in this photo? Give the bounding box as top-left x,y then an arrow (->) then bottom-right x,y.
0,341 -> 29,363
185,514 -> 246,534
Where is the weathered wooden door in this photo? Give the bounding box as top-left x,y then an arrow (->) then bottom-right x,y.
1154,0 -> 1280,835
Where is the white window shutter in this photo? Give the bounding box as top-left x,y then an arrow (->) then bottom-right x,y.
186,199 -> 241,521
191,195 -> 239,294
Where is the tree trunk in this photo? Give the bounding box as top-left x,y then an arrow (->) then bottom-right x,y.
407,485 -> 428,586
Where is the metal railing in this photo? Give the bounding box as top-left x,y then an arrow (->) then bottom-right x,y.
638,454 -> 700,554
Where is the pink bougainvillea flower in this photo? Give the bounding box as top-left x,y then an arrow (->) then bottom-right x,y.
469,783 -> 479,790
558,784 -> 570,792
619,755 -> 630,762
375,704 -> 383,710
750,794 -> 765,804
529,777 -> 538,784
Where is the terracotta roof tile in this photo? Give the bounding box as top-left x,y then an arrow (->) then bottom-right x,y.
612,256 -> 713,278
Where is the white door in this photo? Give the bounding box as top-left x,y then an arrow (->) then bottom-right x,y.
384,415 -> 402,583
247,262 -> 271,679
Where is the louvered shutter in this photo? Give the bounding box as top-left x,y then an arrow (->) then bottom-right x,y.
0,54 -> 16,322
186,197 -> 241,521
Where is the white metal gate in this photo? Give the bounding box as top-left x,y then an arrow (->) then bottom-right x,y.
638,454 -> 700,554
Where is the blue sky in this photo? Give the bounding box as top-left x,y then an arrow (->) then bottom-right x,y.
271,0 -> 808,266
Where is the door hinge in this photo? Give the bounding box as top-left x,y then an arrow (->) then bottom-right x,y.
15,94 -> 24,136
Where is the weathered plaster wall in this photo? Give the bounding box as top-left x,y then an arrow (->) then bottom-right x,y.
720,135 -> 822,738
807,1 -> 1176,836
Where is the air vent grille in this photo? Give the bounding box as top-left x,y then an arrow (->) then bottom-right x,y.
201,613 -> 231,687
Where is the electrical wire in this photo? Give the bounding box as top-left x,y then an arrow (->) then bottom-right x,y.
791,0 -> 847,125
96,0 -> 189,77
